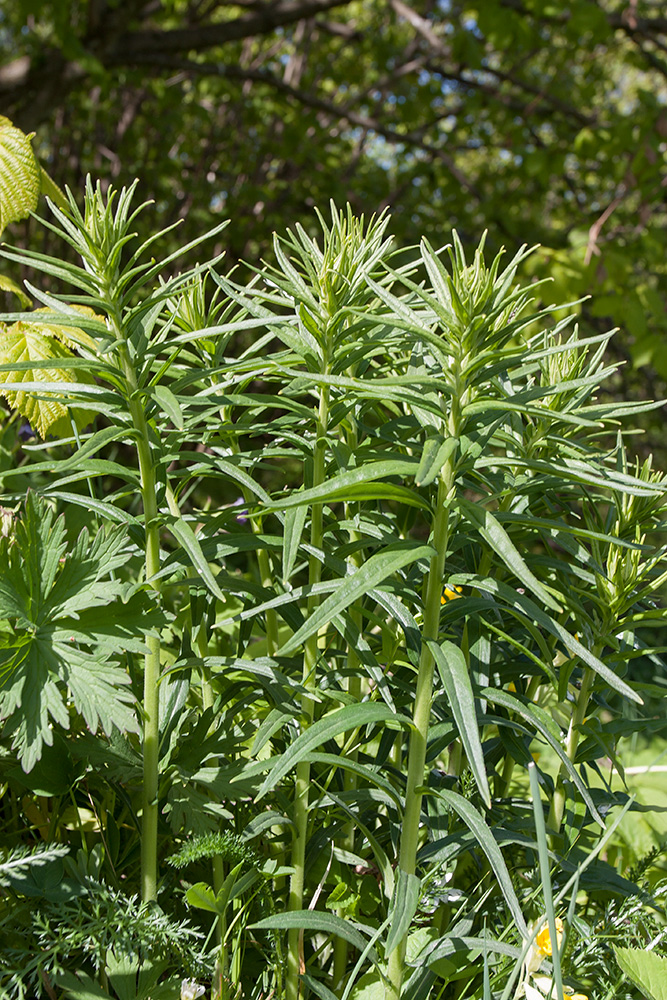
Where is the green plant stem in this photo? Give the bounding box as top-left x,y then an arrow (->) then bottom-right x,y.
386,466 -> 453,999
117,338 -> 162,903
547,663 -> 596,835
225,416 -> 279,655
332,421 -> 365,991
286,380 -> 330,1000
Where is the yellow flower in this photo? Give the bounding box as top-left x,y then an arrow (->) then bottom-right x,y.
441,585 -> 463,603
536,917 -> 564,957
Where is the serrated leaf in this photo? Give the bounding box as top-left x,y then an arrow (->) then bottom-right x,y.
0,320 -> 94,436
0,116 -> 40,235
0,494 -> 145,769
0,273 -> 30,308
185,881 -> 220,913
614,947 -> 667,1000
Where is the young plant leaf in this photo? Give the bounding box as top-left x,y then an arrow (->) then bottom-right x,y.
428,639 -> 491,808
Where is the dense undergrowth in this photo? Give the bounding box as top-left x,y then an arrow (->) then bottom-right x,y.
0,184 -> 665,1000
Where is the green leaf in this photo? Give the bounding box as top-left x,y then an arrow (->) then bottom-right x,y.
264,458 -> 421,510
166,515 -> 226,602
150,383 -> 184,429
415,436 -> 458,487
282,502 -> 307,583
0,273 -> 30,308
433,789 -> 528,938
54,970 -> 111,1000
0,116 -> 40,235
257,702 -> 406,799
482,688 -> 603,826
428,639 -> 491,807
0,494 -> 144,769
614,947 -> 667,1000
0,320 -> 95,436
457,499 -> 562,612
280,542 -> 433,656
252,910 -> 376,959
185,881 -> 219,913
465,575 -> 642,703
385,869 -> 421,956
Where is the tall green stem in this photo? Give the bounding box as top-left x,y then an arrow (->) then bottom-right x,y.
333,424 -> 364,991
386,448 -> 456,998
286,379 -> 330,1000
116,334 -> 162,903
548,663 -> 596,835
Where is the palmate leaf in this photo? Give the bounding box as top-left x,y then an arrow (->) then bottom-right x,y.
0,116 -> 40,235
0,494 -> 157,770
0,318 -> 95,436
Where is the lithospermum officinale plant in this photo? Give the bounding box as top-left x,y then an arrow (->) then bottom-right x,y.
0,182 -> 665,1000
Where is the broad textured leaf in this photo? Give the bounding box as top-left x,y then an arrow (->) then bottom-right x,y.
0,494 -> 147,769
0,273 -> 30,308
0,116 -> 40,235
614,947 -> 667,1000
0,320 -> 94,436
428,639 -> 490,807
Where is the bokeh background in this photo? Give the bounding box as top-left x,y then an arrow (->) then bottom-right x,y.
2,0 -> 666,453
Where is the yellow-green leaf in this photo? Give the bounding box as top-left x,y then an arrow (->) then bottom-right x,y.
0,321 -> 93,437
0,116 -> 40,235
0,273 -> 31,309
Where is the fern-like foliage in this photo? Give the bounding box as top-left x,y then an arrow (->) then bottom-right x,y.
0,493 -> 165,770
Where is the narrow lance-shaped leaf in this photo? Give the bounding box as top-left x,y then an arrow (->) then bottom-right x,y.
457,499 -> 562,613
263,458 -> 421,510
433,788 -> 528,939
279,542 -> 434,656
256,702 -> 407,800
462,574 -> 642,704
428,639 -> 491,808
385,869 -> 422,956
251,911 -> 378,963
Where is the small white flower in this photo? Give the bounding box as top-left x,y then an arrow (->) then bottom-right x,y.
181,980 -> 205,1000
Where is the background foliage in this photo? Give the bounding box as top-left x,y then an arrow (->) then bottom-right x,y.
0,0 -> 666,414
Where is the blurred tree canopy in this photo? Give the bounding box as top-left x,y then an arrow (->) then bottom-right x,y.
1,0 -> 666,400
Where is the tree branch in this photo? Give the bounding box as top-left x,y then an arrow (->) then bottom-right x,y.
106,0 -> 355,60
